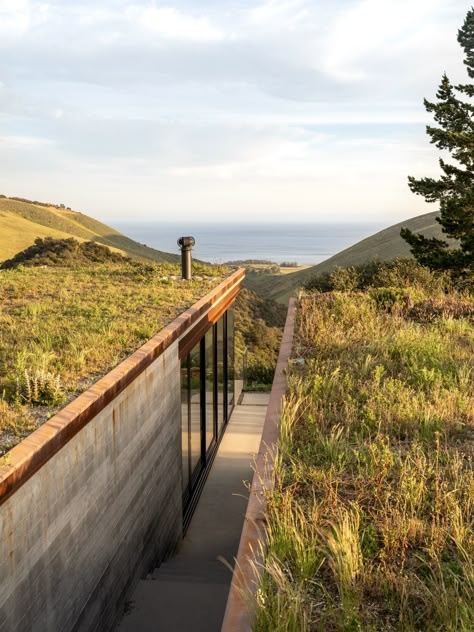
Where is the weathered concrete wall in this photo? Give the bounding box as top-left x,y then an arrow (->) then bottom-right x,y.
0,342 -> 182,632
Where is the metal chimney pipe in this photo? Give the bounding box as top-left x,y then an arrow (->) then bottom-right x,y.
177,236 -> 195,280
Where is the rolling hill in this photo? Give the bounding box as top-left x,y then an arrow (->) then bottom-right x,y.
0,196 -> 179,263
245,211 -> 447,304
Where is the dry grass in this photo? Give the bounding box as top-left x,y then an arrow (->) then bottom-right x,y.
0,261 -> 227,455
255,290 -> 474,631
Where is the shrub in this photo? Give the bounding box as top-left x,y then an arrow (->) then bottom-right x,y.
329,266 -> 360,292
369,287 -> 408,312
0,237 -> 129,269
369,287 -> 425,313
305,258 -> 452,294
245,363 -> 275,387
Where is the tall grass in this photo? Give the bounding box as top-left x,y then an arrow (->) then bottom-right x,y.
255,290 -> 474,630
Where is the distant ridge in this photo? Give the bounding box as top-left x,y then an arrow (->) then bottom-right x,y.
0,195 -> 179,263
245,211 -> 447,304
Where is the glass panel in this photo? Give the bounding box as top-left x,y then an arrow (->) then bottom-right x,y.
181,356 -> 190,494
227,307 -> 235,412
204,328 -> 215,452
217,317 -> 225,434
189,341 -> 202,477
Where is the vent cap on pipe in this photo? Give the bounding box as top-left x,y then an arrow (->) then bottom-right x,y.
177,236 -> 195,280
177,236 -> 195,250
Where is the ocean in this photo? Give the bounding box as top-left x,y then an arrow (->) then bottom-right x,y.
113,221 -> 385,266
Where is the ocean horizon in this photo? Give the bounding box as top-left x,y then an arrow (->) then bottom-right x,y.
114,221 -> 385,266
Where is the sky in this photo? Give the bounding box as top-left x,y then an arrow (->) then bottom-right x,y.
0,0 -> 470,224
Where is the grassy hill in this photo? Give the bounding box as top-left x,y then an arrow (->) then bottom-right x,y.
244,211 -> 446,304
0,195 -> 179,263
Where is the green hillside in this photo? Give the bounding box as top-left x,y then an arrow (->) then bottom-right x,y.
0,196 -> 179,263
245,211 -> 447,304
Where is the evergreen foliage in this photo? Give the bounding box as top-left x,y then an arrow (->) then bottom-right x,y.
401,9 -> 474,280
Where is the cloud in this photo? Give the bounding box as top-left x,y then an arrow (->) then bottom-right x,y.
249,0 -> 310,30
0,134 -> 53,147
129,6 -> 225,42
0,0 -> 31,38
321,0 -> 464,85
0,0 -> 469,223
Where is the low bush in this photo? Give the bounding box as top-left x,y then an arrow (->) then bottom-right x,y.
0,236 -> 129,269
304,258 -> 453,294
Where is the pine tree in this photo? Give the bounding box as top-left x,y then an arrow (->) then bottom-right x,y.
400,9 -> 474,279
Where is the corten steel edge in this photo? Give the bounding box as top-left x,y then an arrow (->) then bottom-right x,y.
221,297 -> 296,632
0,268 -> 245,507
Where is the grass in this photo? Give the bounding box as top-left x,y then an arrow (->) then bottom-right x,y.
0,260 -> 227,456
0,195 -> 179,263
244,211 -> 446,304
0,209 -> 75,257
254,288 -> 474,630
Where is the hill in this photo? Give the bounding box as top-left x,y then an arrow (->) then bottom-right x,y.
244,211 -> 446,304
0,195 -> 179,263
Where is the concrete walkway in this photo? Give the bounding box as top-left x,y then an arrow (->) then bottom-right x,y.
117,392 -> 269,632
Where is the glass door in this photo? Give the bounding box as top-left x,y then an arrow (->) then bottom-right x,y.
181,309 -> 235,521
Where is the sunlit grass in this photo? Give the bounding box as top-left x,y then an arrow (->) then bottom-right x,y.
0,261 -> 227,455
255,290 -> 474,630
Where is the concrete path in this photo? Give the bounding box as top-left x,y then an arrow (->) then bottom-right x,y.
117,393 -> 269,632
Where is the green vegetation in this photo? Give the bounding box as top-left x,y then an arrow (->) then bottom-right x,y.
0,195 -> 179,263
255,261 -> 474,630
234,288 -> 286,391
0,258 -> 226,456
401,9 -> 474,280
225,259 -> 277,266
1,237 -> 129,269
304,257 -> 450,294
244,211 -> 446,304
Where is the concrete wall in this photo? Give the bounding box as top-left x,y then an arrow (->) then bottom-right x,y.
0,343 -> 182,632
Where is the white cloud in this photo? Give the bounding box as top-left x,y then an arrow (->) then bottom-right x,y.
0,0 -> 31,37
321,0 -> 463,83
0,134 -> 53,147
129,6 -> 225,42
249,0 -> 310,29
0,0 -> 50,38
